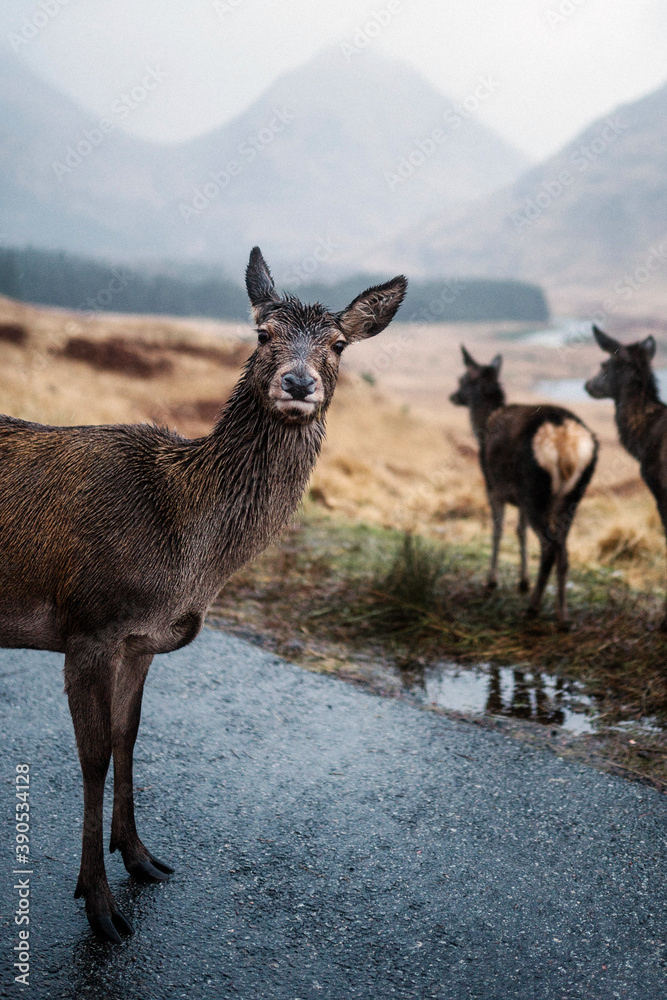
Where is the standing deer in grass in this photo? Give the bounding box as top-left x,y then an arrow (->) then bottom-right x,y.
450,346 -> 597,626
586,325 -> 667,629
0,248 -> 407,942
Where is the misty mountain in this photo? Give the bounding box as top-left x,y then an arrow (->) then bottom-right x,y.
372,81 -> 667,289
1,47 -> 526,277
0,50 -> 164,255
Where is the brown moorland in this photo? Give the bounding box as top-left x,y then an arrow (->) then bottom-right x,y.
1,293 -> 665,787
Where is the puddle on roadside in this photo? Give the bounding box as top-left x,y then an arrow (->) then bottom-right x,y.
402,662 -> 604,734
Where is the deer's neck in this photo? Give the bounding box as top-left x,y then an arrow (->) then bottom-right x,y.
614,380 -> 665,461
469,394 -> 505,444
184,376 -> 325,583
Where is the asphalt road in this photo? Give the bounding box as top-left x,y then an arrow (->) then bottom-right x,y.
1,627 -> 665,999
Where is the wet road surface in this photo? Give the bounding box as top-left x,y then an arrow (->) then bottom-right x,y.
1,627 -> 665,999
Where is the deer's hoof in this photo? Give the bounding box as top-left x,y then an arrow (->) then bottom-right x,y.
517,579 -> 529,594
125,851 -> 174,882
78,886 -> 134,943
88,906 -> 134,944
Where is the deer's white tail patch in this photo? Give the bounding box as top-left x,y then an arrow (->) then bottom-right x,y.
532,419 -> 596,498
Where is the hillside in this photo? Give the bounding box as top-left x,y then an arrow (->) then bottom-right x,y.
373,81 -> 667,296
0,48 -> 526,275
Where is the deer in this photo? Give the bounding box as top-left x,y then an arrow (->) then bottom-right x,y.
0,247 -> 407,943
450,346 -> 598,627
586,324 -> 667,629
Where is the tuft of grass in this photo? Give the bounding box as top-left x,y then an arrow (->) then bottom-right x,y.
373,532 -> 445,628
597,525 -> 650,564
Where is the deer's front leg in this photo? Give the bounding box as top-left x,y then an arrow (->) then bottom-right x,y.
109,651 -> 173,882
486,496 -> 504,590
65,643 -> 134,944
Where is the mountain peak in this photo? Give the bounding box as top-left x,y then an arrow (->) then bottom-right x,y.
1,46 -> 527,272
371,78 -> 667,292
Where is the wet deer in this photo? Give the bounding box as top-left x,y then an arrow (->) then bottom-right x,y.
451,346 -> 597,626
586,325 -> 667,629
0,248 -> 407,942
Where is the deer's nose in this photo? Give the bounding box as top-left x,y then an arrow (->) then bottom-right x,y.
281,372 -> 317,400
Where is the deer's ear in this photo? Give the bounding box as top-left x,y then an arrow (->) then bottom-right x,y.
461,344 -> 479,370
641,335 -> 656,360
490,353 -> 502,374
337,276 -> 407,342
592,325 -> 621,354
246,247 -> 279,320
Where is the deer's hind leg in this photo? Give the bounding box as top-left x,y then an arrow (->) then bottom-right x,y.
525,527 -> 557,620
650,499 -> 667,631
109,649 -> 174,882
517,508 -> 529,593
551,496 -> 579,629
65,640 -> 134,943
555,541 -> 570,629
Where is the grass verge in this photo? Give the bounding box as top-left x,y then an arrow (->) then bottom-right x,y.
210,504 -> 667,791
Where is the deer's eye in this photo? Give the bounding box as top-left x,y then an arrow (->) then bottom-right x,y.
332,340 -> 346,355
257,330 -> 270,345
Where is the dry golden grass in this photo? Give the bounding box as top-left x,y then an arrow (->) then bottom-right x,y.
4,294 -> 667,783
1,293 -> 664,598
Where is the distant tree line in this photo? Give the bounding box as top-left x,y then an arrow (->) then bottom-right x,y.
0,247 -> 549,324
0,247 -> 249,320
292,275 -> 549,323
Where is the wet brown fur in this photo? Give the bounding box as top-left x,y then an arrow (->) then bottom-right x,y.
451,347 -> 597,625
0,247 -> 407,942
586,325 -> 667,629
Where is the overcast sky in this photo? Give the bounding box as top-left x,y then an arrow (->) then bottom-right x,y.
3,0 -> 666,161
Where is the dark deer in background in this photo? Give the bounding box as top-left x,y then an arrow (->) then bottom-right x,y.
451,346 -> 598,626
0,248 -> 407,942
586,325 -> 667,629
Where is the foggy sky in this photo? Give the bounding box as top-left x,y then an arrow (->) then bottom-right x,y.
2,0 -> 666,161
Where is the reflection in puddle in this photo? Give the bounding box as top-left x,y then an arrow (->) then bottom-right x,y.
405,662 -> 595,734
